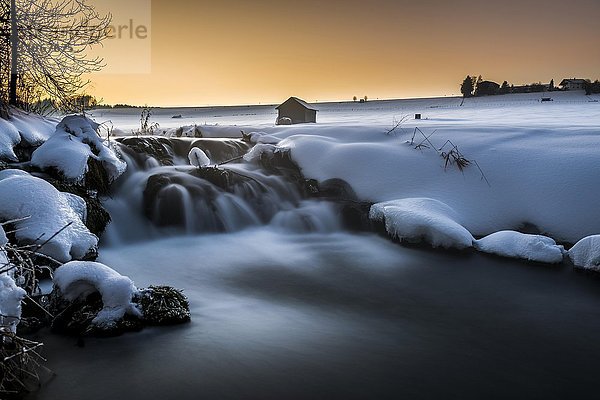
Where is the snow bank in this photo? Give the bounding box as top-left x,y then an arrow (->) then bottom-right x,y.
31,115 -> 126,182
53,261 -> 141,328
278,119 -> 600,243
369,198 -> 474,249
475,231 -> 565,263
568,236 -> 600,271
188,147 -> 211,167
0,171 -> 97,262
0,274 -> 26,333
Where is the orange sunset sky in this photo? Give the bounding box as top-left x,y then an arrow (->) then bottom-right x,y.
86,0 -> 600,107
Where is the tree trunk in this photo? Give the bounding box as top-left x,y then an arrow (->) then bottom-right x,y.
9,0 -> 18,106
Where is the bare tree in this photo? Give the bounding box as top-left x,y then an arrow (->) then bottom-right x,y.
1,0 -> 111,109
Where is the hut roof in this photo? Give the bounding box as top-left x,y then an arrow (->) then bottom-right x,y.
276,97 -> 319,111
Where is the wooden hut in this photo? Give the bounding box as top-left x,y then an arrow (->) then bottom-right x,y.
276,97 -> 318,124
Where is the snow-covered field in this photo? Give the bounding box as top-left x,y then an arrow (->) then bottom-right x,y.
91,91 -> 600,266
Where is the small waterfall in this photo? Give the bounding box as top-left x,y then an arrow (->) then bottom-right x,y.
102,137 -> 342,245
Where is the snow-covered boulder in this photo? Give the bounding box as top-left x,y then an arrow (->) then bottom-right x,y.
475,231 -> 565,264
369,198 -> 474,249
244,131 -> 280,145
0,224 -> 8,267
53,261 -> 141,329
0,171 -> 98,262
0,117 -> 22,161
243,143 -> 278,163
568,235 -> 600,271
167,125 -> 202,138
9,111 -> 57,146
31,115 -> 126,183
188,147 -> 211,167
0,274 -> 26,334
51,262 -> 190,334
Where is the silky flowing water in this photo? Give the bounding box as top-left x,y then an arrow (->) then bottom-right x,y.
26,138 -> 600,399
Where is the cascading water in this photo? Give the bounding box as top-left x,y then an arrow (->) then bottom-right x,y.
102,137 -> 342,245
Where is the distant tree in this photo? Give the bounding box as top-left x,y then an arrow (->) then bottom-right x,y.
499,80 -> 510,94
549,79 -> 555,91
460,75 -> 476,98
364,95 -> 368,102
585,80 -> 600,95
353,96 -> 357,102
529,82 -> 546,93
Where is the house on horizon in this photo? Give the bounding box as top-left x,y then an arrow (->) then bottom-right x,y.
559,78 -> 587,91
474,81 -> 500,96
276,97 -> 318,124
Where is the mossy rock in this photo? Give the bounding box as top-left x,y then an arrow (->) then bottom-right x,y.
48,285 -> 190,337
49,290 -> 143,337
117,137 -> 176,166
139,286 -> 190,325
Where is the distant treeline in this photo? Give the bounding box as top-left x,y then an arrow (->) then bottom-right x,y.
460,75 -> 600,97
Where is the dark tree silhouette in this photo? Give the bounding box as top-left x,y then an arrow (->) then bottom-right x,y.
460,75 -> 475,98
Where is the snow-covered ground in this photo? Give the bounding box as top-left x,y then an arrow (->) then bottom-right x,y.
88,91 -> 599,132
87,91 -> 600,264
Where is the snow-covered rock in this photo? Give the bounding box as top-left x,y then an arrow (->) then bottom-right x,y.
0,225 -> 8,267
0,274 -> 26,333
166,125 -> 202,138
568,235 -> 600,271
0,117 -> 22,161
243,143 -> 278,163
245,131 -> 280,145
0,171 -> 97,262
31,115 -> 126,183
369,198 -> 474,249
0,111 -> 57,161
475,231 -> 565,264
62,192 -> 88,222
9,111 -> 57,146
0,224 -> 7,247
53,261 -> 141,329
188,147 -> 211,167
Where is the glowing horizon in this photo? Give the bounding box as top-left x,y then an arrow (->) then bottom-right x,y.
85,0 -> 600,107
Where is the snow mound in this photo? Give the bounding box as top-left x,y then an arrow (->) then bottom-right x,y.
475,231 -> 565,263
0,117 -> 22,161
0,171 -> 97,262
568,235 -> 600,271
0,225 -> 8,267
31,115 -> 126,182
0,224 -> 7,247
0,274 -> 26,333
370,198 -> 474,249
9,111 -> 57,146
53,261 -> 141,328
164,125 -> 202,138
188,147 -> 211,167
243,143 -> 278,163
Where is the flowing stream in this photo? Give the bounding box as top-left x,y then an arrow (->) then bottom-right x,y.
27,137 -> 600,400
